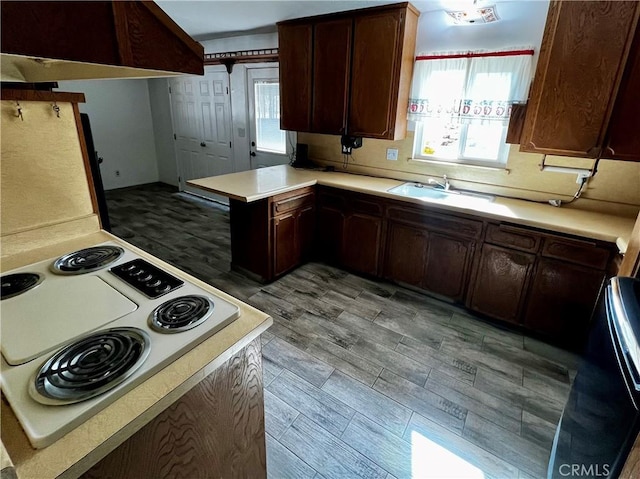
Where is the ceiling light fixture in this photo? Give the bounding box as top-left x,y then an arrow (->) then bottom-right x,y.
446,5 -> 499,24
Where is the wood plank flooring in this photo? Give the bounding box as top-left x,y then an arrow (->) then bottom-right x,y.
106,183 -> 578,479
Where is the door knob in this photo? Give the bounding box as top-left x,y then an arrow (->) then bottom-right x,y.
250,151 -> 256,157
200,142 -> 206,147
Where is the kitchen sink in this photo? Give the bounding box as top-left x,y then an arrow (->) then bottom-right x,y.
387,182 -> 495,206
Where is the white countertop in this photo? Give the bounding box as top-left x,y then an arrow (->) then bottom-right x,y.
188,165 -> 637,252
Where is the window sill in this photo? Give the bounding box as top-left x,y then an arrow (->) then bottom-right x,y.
407,157 -> 510,174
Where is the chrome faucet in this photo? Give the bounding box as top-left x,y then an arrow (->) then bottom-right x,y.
428,175 -> 450,190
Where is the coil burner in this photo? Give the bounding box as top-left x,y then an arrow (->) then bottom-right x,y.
149,295 -> 214,333
1,273 -> 43,300
51,246 -> 124,275
31,327 -> 150,405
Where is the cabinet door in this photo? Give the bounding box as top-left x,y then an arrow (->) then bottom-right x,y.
342,213 -> 383,276
349,9 -> 403,139
273,212 -> 299,277
298,204 -> 316,263
520,1 -> 640,157
468,244 -> 536,324
524,258 -> 605,346
384,222 -> 428,286
278,23 -> 313,132
317,206 -> 344,264
312,18 -> 352,134
422,233 -> 474,302
604,24 -> 640,161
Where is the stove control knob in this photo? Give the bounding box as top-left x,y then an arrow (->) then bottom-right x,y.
139,274 -> 153,282
155,284 -> 172,295
123,264 -> 137,272
146,279 -> 162,287
132,269 -> 145,276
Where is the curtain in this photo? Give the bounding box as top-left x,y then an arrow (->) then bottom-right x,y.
408,50 -> 533,124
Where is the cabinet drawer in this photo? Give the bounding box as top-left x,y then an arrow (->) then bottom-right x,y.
350,196 -> 383,217
272,190 -> 315,216
485,224 -> 541,253
318,189 -> 346,210
542,236 -> 611,270
387,206 -> 483,239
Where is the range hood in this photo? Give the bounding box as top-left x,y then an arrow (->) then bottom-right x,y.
1,1 -> 204,82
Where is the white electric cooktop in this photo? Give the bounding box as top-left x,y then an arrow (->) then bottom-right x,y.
0,241 -> 240,448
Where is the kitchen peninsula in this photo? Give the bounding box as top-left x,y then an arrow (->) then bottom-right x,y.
189,164 -> 636,347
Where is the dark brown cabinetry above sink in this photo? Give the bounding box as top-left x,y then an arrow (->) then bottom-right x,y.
277,3 -> 419,140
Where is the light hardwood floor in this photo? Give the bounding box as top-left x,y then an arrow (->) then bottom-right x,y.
106,183 -> 578,479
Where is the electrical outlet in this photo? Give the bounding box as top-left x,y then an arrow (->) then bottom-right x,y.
115,170 -> 120,177
386,148 -> 398,161
576,171 -> 592,184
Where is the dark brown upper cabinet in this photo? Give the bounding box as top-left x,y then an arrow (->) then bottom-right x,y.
278,23 -> 313,132
603,22 -> 640,161
277,3 -> 419,140
519,1 -> 640,159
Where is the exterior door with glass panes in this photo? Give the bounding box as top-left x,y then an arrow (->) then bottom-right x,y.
247,67 -> 292,168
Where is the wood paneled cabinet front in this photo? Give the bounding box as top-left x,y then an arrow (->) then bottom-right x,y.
229,187 -> 315,282
383,206 -> 481,302
277,3 -> 419,140
317,187 -> 383,276
519,1 -> 640,158
467,243 -> 536,324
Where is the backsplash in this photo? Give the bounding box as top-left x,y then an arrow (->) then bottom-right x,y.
299,131 -> 640,217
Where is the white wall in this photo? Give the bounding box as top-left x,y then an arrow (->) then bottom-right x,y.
148,78 -> 178,186
199,32 -> 277,54
57,79 -> 160,190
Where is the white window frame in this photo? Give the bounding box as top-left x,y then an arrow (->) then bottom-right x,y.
412,119 -> 510,168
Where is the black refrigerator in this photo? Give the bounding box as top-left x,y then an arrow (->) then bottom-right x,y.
80,113 -> 111,232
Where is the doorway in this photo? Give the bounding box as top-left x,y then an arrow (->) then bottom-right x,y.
169,69 -> 233,201
246,66 -> 293,169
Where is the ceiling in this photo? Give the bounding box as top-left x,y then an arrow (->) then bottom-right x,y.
156,0 -> 549,41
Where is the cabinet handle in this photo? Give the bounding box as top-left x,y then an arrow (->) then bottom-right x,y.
604,146 -> 615,157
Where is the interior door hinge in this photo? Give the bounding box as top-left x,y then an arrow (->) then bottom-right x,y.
229,141 -> 232,148
173,133 -> 176,140
168,86 -> 172,94
178,176 -> 181,183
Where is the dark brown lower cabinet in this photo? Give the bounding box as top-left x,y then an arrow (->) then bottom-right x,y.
423,233 -> 474,302
383,222 -> 475,302
342,213 -> 383,276
384,222 -> 428,286
230,187 -> 314,282
317,187 -> 384,277
317,205 -> 344,264
524,258 -> 606,345
467,243 -> 536,324
82,338 -> 266,479
273,212 -> 297,277
273,204 -> 316,277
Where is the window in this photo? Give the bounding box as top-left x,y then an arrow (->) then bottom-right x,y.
408,50 -> 532,167
254,80 -> 286,154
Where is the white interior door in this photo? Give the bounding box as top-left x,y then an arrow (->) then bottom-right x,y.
170,70 -> 233,201
247,67 -> 292,169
